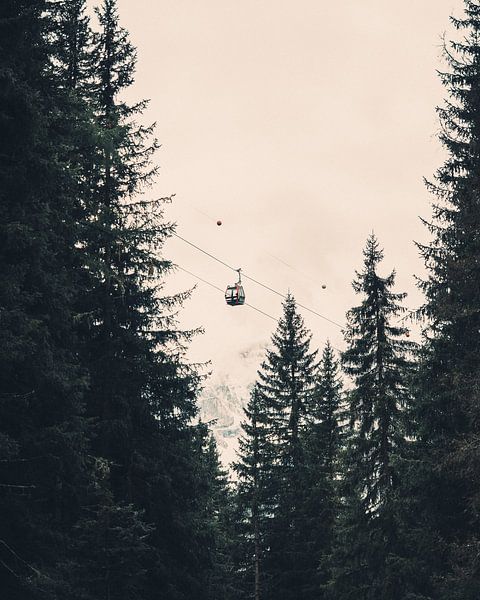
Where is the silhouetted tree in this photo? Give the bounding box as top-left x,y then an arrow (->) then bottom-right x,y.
409,2 -> 480,597
331,235 -> 413,600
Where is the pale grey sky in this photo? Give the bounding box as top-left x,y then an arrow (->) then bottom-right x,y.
116,0 -> 461,380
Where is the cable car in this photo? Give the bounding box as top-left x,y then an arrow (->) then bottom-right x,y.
225,269 -> 246,306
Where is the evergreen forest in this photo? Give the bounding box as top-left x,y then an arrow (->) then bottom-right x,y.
1,1 -> 480,599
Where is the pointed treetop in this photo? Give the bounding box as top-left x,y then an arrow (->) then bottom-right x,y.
322,339 -> 335,361
351,234 -> 398,299
283,291 -> 297,315
318,340 -> 342,398
269,293 -> 314,355
362,232 -> 383,270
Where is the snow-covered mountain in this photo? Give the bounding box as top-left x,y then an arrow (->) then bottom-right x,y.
198,342 -> 266,467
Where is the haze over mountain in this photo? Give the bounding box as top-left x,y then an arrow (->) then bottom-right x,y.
199,342 -> 266,466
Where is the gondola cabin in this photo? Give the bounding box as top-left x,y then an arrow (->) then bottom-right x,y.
225,283 -> 245,306
225,269 -> 245,306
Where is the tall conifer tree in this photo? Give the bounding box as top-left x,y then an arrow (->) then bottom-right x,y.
302,341 -> 344,598
411,2 -> 480,596
260,295 -> 318,600
74,2 -> 217,597
0,1 -> 92,596
234,386 -> 274,600
234,295 -> 318,600
331,235 -> 412,600
50,0 -> 92,92
0,1 -> 232,598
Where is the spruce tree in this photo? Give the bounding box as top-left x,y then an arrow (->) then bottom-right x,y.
49,0 -> 92,92
59,456 -> 155,600
331,235 -> 413,600
0,1 -> 232,598
234,386 -> 274,600
314,341 -> 344,482
79,0 -> 163,503
0,1 -> 92,597
195,426 -> 237,600
262,295 -> 319,600
410,2 -> 480,596
235,295 -> 319,600
74,2 -> 216,597
302,341 -> 344,598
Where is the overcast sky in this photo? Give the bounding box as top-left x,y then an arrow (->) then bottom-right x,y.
116,0 -> 462,381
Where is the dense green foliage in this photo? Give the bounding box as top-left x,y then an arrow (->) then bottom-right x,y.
304,341 -> 344,597
0,2 -> 227,599
254,295 -> 319,600
407,1 -> 480,597
0,1 -> 91,596
234,297 -> 344,600
331,236 -> 413,600
232,3 -> 480,598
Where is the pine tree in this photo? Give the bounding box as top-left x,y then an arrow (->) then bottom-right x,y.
410,2 -> 480,596
262,295 -> 318,600
57,456 -> 155,600
0,1 -> 92,596
193,426 -> 238,600
0,2 -> 234,598
73,2 -> 217,598
234,386 -> 274,600
79,0 -> 167,499
49,0 -> 92,92
301,341 -> 344,598
235,295 -> 319,600
331,235 -> 413,600
315,342 -> 344,480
